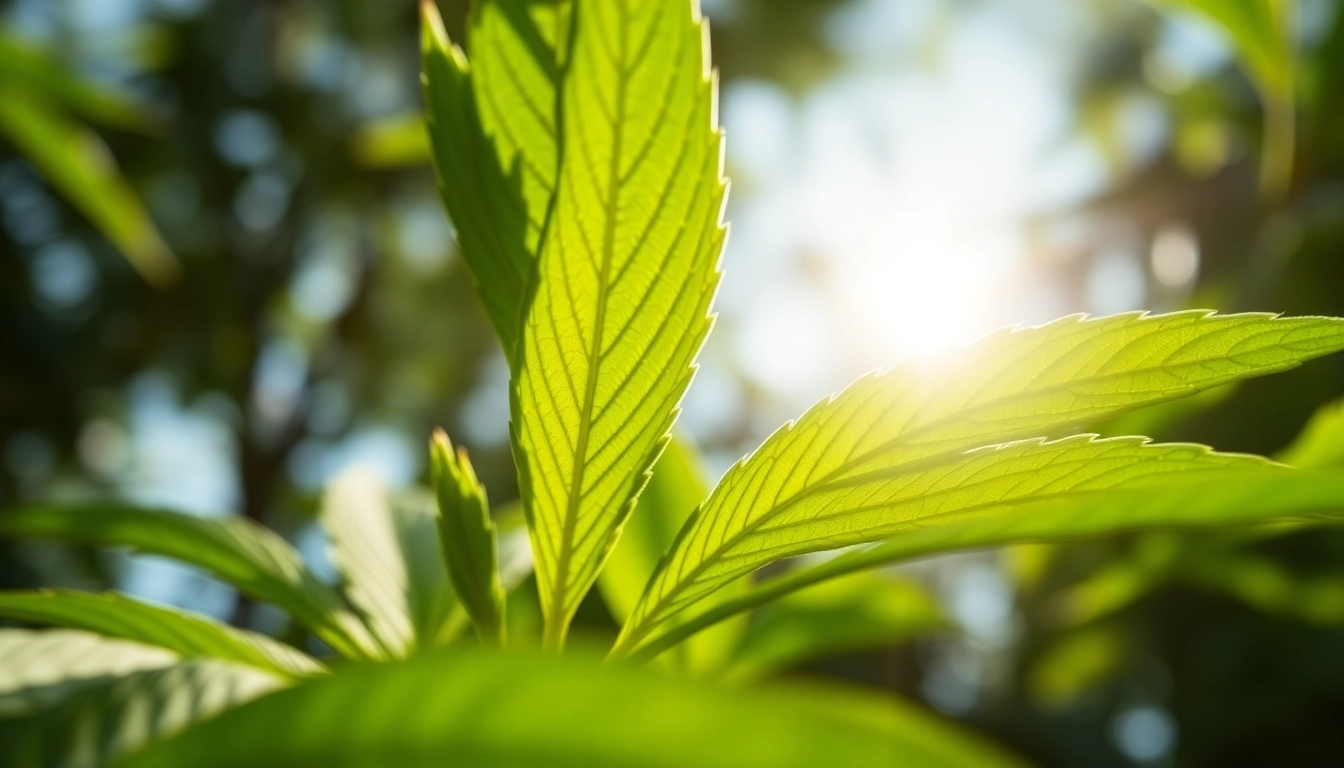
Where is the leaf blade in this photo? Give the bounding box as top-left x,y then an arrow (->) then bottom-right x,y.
430,430 -> 506,644
0,504 -> 379,660
0,590 -> 323,679
514,0 -> 727,646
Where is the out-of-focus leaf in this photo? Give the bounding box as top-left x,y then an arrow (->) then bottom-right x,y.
351,112 -> 430,167
0,84 -> 178,286
614,311 -> 1344,659
1054,533 -> 1183,625
0,629 -> 176,717
1028,624 -> 1127,709
629,468 -> 1344,662
420,0 -> 566,356
320,467 -> 458,657
1181,549 -> 1344,625
600,436 -> 748,674
0,590 -> 323,679
1279,396 -> 1344,469
122,647 -> 1027,768
514,0 -> 727,648
722,571 -> 946,684
0,33 -> 151,130
0,504 -> 380,661
430,430 -> 506,644
1144,0 -> 1296,195
1,658 -> 283,768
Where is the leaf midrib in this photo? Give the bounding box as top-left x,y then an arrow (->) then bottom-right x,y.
550,2 -> 632,624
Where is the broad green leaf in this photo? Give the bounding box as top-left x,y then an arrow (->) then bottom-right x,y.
430,430 -> 506,644
600,435 -> 749,673
0,505 -> 380,661
122,648 -> 1026,768
321,467 -> 460,656
633,467 -> 1344,662
721,572 -> 946,684
0,590 -> 324,679
613,311 -> 1344,656
420,0 -> 566,355
1,658 -> 282,768
514,0 -> 727,647
0,84 -> 178,287
1279,395 -> 1344,468
0,629 -> 176,717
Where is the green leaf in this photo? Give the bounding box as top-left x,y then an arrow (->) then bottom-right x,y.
2,658 -> 283,768
121,648 -> 1026,768
514,0 -> 727,647
1028,624 -> 1127,709
0,590 -> 324,679
320,468 -> 460,657
613,311 -> 1344,657
721,572 -> 946,684
1279,395 -> 1344,468
637,467 -> 1344,662
430,430 -> 506,644
0,504 -> 380,661
0,33 -> 152,131
600,435 -> 749,674
420,0 -> 567,355
0,84 -> 178,287
0,629 -> 177,717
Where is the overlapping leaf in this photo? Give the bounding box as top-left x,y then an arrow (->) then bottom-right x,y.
122,648 -> 1026,768
0,629 -> 177,717
514,0 -> 727,645
1,657 -> 282,768
0,505 -> 379,660
630,468 -> 1344,661
614,311 -> 1344,657
0,590 -> 322,679
420,0 -> 566,355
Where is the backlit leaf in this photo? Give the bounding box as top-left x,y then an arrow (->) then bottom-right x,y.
430,430 -> 506,644
514,0 -> 727,646
0,629 -> 176,718
0,590 -> 323,679
0,505 -> 380,661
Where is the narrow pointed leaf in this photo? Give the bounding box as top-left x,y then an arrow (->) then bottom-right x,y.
615,436 -> 1287,659
1,658 -> 282,768
0,590 -> 324,679
721,572 -> 945,684
614,311 -> 1344,655
0,84 -> 178,287
600,435 -> 748,672
122,648 -> 1026,768
320,467 -> 459,657
421,0 -> 566,354
629,468 -> 1344,662
430,430 -> 506,644
0,505 -> 380,661
1279,395 -> 1344,468
514,0 -> 727,645
0,629 -> 177,717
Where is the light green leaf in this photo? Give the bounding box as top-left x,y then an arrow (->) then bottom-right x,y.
0,590 -> 323,679
1279,395 -> 1344,468
1,658 -> 283,768
1028,624 -> 1127,709
613,311 -> 1344,657
0,629 -> 177,718
722,572 -> 946,684
514,0 -> 727,647
637,467 -> 1344,662
0,504 -> 380,661
320,467 -> 459,657
430,430 -> 506,644
600,435 -> 748,674
420,0 -> 566,355
121,648 -> 1026,768
0,84 -> 178,287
